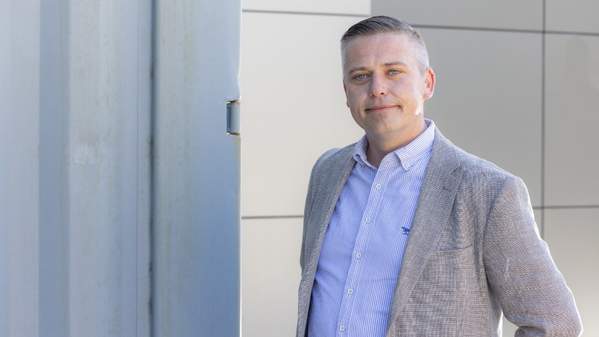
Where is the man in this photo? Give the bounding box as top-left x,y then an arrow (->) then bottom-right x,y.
297,16 -> 582,337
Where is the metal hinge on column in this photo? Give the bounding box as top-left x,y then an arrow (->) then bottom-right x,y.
226,100 -> 240,135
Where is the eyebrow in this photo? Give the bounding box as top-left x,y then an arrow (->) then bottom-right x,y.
348,62 -> 408,73
383,62 -> 408,67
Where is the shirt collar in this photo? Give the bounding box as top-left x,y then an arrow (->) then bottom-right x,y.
352,118 -> 436,171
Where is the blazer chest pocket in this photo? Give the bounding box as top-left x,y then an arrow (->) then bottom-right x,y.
400,245 -> 476,337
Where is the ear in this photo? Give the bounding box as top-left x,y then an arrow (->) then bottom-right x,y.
423,67 -> 436,101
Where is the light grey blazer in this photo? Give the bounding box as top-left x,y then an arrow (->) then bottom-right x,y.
297,128 -> 582,337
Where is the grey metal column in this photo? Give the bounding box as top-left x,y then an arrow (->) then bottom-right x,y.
152,0 -> 241,336
0,0 -> 152,336
39,0 -> 69,335
0,1 -> 40,336
66,1 -> 152,336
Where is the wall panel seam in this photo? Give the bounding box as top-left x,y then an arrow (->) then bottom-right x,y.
242,9 -> 369,18
541,0 -> 546,237
242,215 -> 304,220
542,205 -> 599,209
241,12 -> 599,37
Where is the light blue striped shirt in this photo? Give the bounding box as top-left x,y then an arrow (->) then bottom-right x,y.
307,119 -> 436,337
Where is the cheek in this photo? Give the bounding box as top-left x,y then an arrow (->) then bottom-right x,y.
394,82 -> 421,101
347,90 -> 365,108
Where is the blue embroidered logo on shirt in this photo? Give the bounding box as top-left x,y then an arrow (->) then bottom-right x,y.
401,226 -> 410,235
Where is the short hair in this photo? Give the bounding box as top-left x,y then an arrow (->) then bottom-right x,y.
340,16 -> 430,72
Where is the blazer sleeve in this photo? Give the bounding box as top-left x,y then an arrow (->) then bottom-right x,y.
483,175 -> 583,337
300,160 -> 318,272
299,148 -> 337,272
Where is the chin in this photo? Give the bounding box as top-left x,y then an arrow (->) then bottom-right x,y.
366,125 -> 400,137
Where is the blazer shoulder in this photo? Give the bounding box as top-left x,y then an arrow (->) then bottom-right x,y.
442,141 -> 534,211
451,143 -> 519,188
311,143 -> 355,175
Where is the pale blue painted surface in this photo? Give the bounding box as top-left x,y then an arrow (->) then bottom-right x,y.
2,0 -> 240,335
152,0 -> 241,336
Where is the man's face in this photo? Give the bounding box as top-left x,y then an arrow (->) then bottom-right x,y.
342,32 -> 435,140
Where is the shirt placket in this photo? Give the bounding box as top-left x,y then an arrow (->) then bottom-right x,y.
336,159 -> 392,337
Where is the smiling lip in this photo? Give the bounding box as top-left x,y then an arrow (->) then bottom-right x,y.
366,105 -> 399,112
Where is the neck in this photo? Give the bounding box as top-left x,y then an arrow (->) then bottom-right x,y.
366,119 -> 426,167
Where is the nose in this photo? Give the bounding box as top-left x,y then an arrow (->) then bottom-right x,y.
369,74 -> 387,97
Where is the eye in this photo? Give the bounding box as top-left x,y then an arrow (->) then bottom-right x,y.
351,73 -> 369,81
388,69 -> 403,76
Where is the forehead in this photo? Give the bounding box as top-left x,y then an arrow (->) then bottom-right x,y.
342,32 -> 418,69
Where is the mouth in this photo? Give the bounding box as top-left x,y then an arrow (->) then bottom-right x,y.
365,105 -> 400,112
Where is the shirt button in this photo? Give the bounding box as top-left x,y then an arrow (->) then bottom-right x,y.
364,217 -> 370,223
347,288 -> 353,295
375,183 -> 382,190
339,325 -> 346,332
356,252 -> 362,259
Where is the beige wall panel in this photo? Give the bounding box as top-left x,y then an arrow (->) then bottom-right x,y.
372,0 -> 542,31
534,209 -> 542,234
242,218 -> 303,337
503,319 -> 518,337
545,208 -> 599,337
241,12 -> 364,217
242,0 -> 369,15
545,35 -> 599,207
422,28 -> 543,206
546,0 -> 599,33
534,209 -> 541,221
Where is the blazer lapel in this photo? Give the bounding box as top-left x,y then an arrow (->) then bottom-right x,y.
297,146 -> 355,337
305,146 -> 356,279
386,129 -> 464,334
